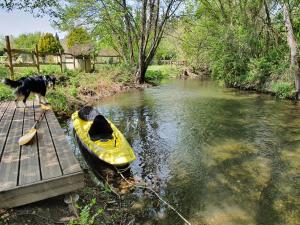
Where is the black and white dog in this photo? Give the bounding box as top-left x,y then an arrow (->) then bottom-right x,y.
2,75 -> 56,107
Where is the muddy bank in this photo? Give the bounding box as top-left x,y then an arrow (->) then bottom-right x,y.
51,79 -> 152,119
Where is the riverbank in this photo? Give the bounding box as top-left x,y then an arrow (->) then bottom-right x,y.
0,65 -> 180,118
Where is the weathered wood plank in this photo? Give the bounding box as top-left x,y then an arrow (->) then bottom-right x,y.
0,101 -> 83,208
0,102 -> 9,122
0,106 -> 24,191
0,172 -> 84,208
45,110 -> 81,175
33,102 -> 62,179
0,102 -> 15,161
19,101 -> 41,185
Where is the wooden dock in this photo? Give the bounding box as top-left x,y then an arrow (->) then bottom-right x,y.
0,101 -> 84,208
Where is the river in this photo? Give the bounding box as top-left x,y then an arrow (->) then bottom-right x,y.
66,79 -> 300,225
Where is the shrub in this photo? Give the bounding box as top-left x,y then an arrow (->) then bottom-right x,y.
270,82 -> 295,99
0,84 -> 14,101
38,33 -> 63,54
145,70 -> 164,85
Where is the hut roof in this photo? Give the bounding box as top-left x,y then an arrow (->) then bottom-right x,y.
97,49 -> 120,57
69,43 -> 94,56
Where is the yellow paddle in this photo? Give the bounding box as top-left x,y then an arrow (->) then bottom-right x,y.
18,103 -> 51,146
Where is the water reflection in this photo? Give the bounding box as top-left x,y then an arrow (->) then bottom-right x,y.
66,80 -> 300,225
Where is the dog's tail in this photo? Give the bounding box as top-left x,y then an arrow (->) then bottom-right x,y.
2,78 -> 22,88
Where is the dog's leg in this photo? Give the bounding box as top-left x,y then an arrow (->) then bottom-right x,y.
41,96 -> 48,104
35,94 -> 42,104
23,95 -> 29,108
14,98 -> 19,108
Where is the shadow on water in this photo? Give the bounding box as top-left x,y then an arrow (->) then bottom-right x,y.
64,80 -> 300,225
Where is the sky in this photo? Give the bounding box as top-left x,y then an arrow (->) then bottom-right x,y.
0,9 -> 64,38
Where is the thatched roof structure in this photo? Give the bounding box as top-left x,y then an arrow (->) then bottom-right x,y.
69,43 -> 94,57
97,49 -> 120,57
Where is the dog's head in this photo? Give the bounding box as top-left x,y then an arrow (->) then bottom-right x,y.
44,75 -> 56,89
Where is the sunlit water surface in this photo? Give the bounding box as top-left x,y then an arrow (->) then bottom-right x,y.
65,80 -> 300,225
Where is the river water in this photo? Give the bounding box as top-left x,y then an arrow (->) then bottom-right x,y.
66,80 -> 300,225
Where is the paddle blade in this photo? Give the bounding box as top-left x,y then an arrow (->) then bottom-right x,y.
19,128 -> 37,145
41,103 -> 51,111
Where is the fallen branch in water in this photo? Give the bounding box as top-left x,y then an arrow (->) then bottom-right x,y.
114,167 -> 192,225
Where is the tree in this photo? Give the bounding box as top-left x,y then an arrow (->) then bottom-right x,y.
283,3 -> 300,99
55,0 -> 184,83
13,33 -> 41,49
67,27 -> 91,48
0,0 -> 58,16
38,33 -> 63,53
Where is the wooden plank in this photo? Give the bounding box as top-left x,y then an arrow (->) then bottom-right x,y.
5,63 -> 37,68
0,102 -> 9,122
0,172 -> 84,208
33,102 -> 62,180
19,101 -> 41,185
45,110 -> 82,175
0,106 -> 24,191
4,48 -> 33,54
0,102 -> 15,159
39,62 -> 60,65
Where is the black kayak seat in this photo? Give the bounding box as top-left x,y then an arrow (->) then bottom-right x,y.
78,106 -> 99,121
88,115 -> 113,141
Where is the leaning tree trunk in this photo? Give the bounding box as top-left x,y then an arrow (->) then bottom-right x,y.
283,3 -> 300,99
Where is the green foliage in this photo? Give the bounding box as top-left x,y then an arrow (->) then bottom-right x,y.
0,36 -> 4,56
270,82 -> 295,99
67,198 -> 104,225
145,70 -> 164,85
47,90 -> 68,112
38,33 -> 63,54
146,65 -> 179,84
67,28 -> 91,48
13,32 -> 41,49
0,67 -> 8,78
0,84 -> 14,101
180,0 -> 298,98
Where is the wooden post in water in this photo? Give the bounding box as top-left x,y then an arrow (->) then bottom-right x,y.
35,44 -> 40,73
5,36 -> 14,79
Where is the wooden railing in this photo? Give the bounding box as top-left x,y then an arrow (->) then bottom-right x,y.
3,36 -> 76,79
160,60 -> 187,66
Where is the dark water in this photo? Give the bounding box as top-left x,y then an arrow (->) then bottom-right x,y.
66,80 -> 300,225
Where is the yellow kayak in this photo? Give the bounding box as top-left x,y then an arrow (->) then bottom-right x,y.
72,111 -> 136,166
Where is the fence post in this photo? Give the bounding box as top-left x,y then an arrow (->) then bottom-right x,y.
5,36 -> 14,79
73,55 -> 76,70
35,44 -> 40,73
59,50 -> 63,73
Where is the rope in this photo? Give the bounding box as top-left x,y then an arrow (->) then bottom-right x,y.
114,166 -> 192,225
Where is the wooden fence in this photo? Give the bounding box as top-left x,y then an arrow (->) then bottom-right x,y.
3,36 -> 76,79
160,60 -> 187,67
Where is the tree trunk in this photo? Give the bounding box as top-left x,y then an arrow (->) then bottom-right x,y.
135,0 -> 147,83
283,3 -> 300,99
135,62 -> 148,84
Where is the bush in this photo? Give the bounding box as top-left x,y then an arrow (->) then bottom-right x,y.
145,70 -> 164,85
38,33 -> 63,54
270,82 -> 295,99
47,90 -> 68,112
0,84 -> 14,101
